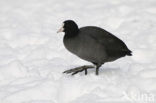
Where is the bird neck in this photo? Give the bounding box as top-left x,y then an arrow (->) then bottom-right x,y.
65,29 -> 79,38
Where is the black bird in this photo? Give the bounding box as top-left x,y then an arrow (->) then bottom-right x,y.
57,20 -> 132,75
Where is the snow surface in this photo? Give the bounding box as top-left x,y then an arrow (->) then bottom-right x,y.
0,0 -> 156,103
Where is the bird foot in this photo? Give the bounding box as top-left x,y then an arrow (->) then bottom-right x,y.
63,65 -> 95,75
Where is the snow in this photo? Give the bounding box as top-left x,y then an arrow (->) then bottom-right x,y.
0,0 -> 156,103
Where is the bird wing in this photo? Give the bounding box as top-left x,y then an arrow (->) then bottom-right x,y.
80,26 -> 131,57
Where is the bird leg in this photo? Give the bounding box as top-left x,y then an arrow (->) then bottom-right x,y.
95,64 -> 102,75
63,65 -> 95,75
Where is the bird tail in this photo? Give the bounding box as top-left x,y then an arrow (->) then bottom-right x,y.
126,50 -> 132,56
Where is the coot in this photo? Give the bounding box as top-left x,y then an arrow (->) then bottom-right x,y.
57,20 -> 132,75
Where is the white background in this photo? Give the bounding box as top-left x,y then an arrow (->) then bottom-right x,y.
0,0 -> 156,103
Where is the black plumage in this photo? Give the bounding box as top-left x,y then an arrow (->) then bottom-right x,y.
57,20 -> 132,75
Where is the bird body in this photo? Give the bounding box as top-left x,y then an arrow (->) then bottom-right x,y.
64,26 -> 131,65
58,20 -> 132,75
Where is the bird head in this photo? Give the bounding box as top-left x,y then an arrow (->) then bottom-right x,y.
57,20 -> 79,37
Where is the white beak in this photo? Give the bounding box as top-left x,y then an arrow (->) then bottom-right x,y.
57,23 -> 64,33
